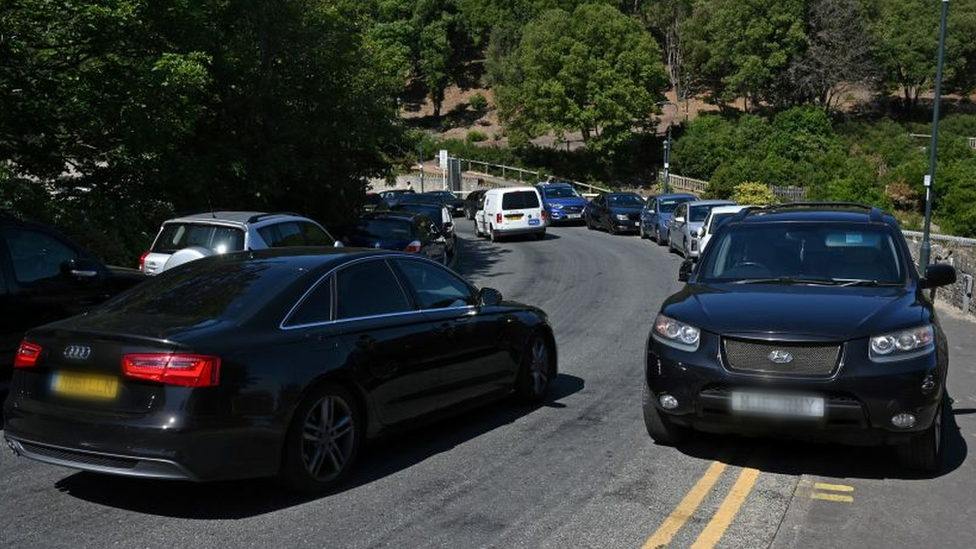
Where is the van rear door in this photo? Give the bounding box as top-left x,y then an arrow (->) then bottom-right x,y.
499,190 -> 543,231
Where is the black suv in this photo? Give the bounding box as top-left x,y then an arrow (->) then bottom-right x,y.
0,213 -> 145,390
643,203 -> 956,471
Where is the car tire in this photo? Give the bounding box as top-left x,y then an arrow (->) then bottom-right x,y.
585,216 -> 595,230
534,231 -> 546,241
475,221 -> 484,238
656,228 -> 667,247
642,383 -> 688,446
608,223 -> 617,236
640,223 -> 647,239
279,383 -> 362,494
515,333 -> 554,403
490,225 -> 499,243
896,395 -> 946,472
668,235 -> 676,254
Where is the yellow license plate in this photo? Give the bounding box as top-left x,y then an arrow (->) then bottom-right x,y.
52,372 -> 119,399
504,214 -> 524,220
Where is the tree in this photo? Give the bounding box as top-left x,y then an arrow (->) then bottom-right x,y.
492,3 -> 668,156
419,19 -> 453,119
732,182 -> 778,205
635,0 -> 695,103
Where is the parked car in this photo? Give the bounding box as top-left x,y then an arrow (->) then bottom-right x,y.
378,189 -> 416,208
363,193 -> 383,212
640,193 -> 697,245
388,202 -> 457,257
464,189 -> 487,220
420,190 -> 466,217
141,212 -> 335,276
643,203 -> 956,472
346,212 -> 449,264
0,213 -> 145,391
667,200 -> 736,258
698,205 -> 751,255
4,248 -> 557,491
535,183 -> 587,224
584,192 -> 645,234
474,187 -> 547,242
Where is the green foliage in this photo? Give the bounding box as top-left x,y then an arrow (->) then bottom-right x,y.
732,182 -> 778,205
465,130 -> 488,143
468,93 -> 489,112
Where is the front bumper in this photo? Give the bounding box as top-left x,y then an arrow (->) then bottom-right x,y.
612,219 -> 641,232
645,334 -> 944,445
547,207 -> 585,222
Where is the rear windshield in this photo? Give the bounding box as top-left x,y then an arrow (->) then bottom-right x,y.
501,191 -> 540,210
152,223 -> 245,254
699,223 -> 906,284
608,194 -> 645,207
659,197 -> 693,213
393,204 -> 444,230
353,218 -> 414,240
365,194 -> 382,205
97,257 -> 301,322
542,186 -> 580,199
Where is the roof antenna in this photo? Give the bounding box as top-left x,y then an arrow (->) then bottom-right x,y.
208,197 -> 216,218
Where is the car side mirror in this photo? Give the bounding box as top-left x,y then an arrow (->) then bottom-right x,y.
696,227 -> 706,238
478,287 -> 503,307
920,263 -> 956,289
678,259 -> 694,282
61,258 -> 101,279
334,240 -> 344,248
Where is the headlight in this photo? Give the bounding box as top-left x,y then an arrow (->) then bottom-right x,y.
615,214 -> 629,221
549,202 -> 563,209
653,314 -> 701,351
869,325 -> 935,362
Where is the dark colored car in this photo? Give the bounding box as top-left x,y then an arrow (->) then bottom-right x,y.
464,189 -> 487,220
536,183 -> 587,224
3,248 -> 557,492
584,192 -> 646,234
420,190 -> 466,217
643,203 -> 957,471
378,189 -> 415,208
0,214 -> 145,391
640,193 -> 697,244
363,193 -> 383,212
346,212 -> 449,265
388,203 -> 457,256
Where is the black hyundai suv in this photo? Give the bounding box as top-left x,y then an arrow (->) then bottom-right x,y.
643,203 -> 957,471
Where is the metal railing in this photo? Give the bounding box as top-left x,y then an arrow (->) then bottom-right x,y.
658,172 -> 808,202
461,158 -> 611,194
910,133 -> 976,150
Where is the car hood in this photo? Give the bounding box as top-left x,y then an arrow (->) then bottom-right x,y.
545,197 -> 587,208
662,284 -> 927,340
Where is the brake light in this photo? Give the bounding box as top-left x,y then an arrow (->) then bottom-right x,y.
404,240 -> 422,253
496,212 -> 503,224
122,353 -> 221,387
14,340 -> 42,368
139,250 -> 150,272
541,210 -> 548,221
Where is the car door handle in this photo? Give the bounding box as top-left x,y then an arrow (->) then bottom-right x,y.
356,335 -> 377,350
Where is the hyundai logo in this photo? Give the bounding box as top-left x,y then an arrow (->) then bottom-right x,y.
767,350 -> 794,364
63,345 -> 92,360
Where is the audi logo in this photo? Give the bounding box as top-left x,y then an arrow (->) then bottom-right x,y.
63,345 -> 92,360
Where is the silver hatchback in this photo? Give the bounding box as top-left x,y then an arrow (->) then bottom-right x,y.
667,200 -> 736,259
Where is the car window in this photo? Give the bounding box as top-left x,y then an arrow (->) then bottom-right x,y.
3,228 -> 80,284
689,205 -> 713,223
708,213 -> 737,233
287,276 -> 333,326
335,260 -> 412,320
258,222 -> 305,247
607,194 -> 645,207
543,186 -> 580,199
659,197 -> 692,214
674,204 -> 686,219
416,218 -> 431,240
501,191 -> 540,210
396,260 -> 473,309
152,223 -> 245,254
301,222 -> 334,246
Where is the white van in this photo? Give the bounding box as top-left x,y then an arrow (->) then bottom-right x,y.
474,187 -> 547,241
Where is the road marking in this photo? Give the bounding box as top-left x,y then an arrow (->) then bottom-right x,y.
688,463 -> 762,549
641,460 -> 728,549
811,492 -> 854,503
812,482 -> 853,492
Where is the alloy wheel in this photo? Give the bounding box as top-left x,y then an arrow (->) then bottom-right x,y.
301,395 -> 356,482
529,338 -> 550,396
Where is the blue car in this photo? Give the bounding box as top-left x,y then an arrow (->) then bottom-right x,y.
535,183 -> 588,224
640,193 -> 697,245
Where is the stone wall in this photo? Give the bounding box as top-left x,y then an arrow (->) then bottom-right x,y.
904,231 -> 976,317
368,174 -> 497,193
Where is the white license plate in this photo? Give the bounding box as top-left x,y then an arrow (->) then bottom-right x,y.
568,214 -> 581,219
731,392 -> 824,418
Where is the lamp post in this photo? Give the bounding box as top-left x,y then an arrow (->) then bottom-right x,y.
920,0 -> 950,269
657,101 -> 678,194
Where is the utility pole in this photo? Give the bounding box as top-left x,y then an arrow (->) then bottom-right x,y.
920,0 -> 950,269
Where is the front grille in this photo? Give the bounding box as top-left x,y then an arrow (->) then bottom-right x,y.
20,441 -> 139,470
723,338 -> 841,377
562,205 -> 583,214
627,213 -> 640,221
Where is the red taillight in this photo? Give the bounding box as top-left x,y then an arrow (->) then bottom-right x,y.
541,210 -> 548,221
122,353 -> 221,387
404,240 -> 422,253
496,212 -> 503,224
139,250 -> 150,272
14,340 -> 42,368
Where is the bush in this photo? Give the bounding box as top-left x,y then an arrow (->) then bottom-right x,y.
468,93 -> 488,113
465,130 -> 488,144
732,182 -> 778,206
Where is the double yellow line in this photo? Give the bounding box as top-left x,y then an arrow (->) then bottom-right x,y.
641,449 -> 766,549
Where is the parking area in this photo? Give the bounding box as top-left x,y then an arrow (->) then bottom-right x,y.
2,219 -> 975,549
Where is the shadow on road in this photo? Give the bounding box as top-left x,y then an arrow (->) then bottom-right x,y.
52,374 -> 585,520
670,395 -> 968,481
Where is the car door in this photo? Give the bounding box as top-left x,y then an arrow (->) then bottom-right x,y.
391,258 -> 510,408
670,203 -> 687,246
333,259 -> 442,426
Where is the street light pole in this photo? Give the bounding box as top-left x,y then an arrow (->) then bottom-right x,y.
920,0 -> 950,269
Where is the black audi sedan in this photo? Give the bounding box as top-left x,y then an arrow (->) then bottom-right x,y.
3,249 -> 557,492
643,203 -> 956,471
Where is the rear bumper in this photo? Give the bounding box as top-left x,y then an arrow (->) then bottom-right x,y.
5,436 -> 198,480
495,226 -> 546,236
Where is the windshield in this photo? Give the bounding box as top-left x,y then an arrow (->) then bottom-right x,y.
542,186 -> 580,199
659,197 -> 694,213
502,191 -> 540,210
698,223 -> 906,284
352,218 -> 414,240
689,204 -> 718,222
430,191 -> 457,199
152,223 -> 245,254
608,194 -> 644,207
708,213 -> 737,233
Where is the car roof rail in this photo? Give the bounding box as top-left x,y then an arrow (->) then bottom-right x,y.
747,202 -> 884,221
247,212 -> 303,223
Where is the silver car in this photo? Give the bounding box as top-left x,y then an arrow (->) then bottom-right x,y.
667,200 -> 736,259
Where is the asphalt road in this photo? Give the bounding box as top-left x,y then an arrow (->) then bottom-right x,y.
3,221 -> 976,549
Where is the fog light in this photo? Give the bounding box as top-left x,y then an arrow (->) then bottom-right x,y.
921,375 -> 936,393
659,394 -> 679,410
892,413 -> 917,429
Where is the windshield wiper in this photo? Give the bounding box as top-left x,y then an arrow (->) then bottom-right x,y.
732,277 -> 840,286
833,279 -> 903,287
